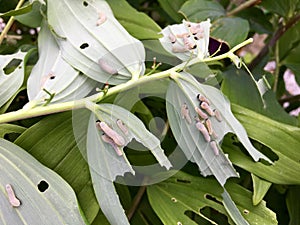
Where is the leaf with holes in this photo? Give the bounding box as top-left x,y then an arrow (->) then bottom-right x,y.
0,138 -> 86,224
15,111 -> 100,223
166,72 -> 271,186
223,104 -> 300,185
147,171 -> 277,225
47,0 -> 145,84
0,51 -> 26,108
27,20 -> 96,105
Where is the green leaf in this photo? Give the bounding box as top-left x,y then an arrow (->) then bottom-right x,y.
237,7 -> 273,34
0,138 -> 86,224
211,17 -> 249,48
260,0 -> 299,18
147,171 -> 277,225
14,1 -> 44,28
179,0 -> 225,22
286,186 -> 300,225
47,0 -> 145,84
107,0 -> 162,39
223,104 -> 300,185
27,20 -> 96,104
0,124 -> 26,138
221,66 -> 297,125
157,0 -> 186,22
251,174 -> 272,206
0,51 -> 26,108
15,111 -> 99,223
166,72 -> 271,186
0,3 -> 33,17
89,171 -> 130,225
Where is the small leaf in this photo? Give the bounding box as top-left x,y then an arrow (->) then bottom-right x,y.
0,138 -> 86,224
27,20 -> 96,104
15,1 -> 44,28
159,19 -> 211,61
47,0 -> 145,84
157,0 -> 186,22
0,51 -> 26,108
107,0 -> 162,39
211,17 -> 249,48
179,0 -> 225,21
147,171 -> 277,225
251,174 -> 272,206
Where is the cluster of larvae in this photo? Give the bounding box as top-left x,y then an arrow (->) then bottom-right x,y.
96,119 -> 128,156
181,94 -> 222,155
169,22 -> 204,53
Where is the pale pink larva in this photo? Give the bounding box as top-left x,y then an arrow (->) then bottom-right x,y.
96,11 -> 107,26
97,121 -> 125,146
195,121 -> 210,142
116,119 -> 128,135
205,118 -> 213,135
5,184 -> 21,207
197,94 -> 210,105
210,140 -> 219,156
181,103 -> 192,124
200,102 -> 215,116
195,106 -> 208,120
213,109 -> 222,122
172,44 -> 188,53
98,59 -> 118,75
101,134 -> 123,156
168,33 -> 177,43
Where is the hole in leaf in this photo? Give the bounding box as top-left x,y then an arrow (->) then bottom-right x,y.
199,207 -> 229,224
205,194 -> 223,205
83,1 -> 88,7
176,179 -> 191,184
37,180 -> 49,192
80,43 -> 89,49
3,59 -> 22,75
243,209 -> 250,215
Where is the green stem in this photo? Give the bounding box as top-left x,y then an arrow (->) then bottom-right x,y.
273,42 -> 280,92
0,39 -> 253,124
0,0 -> 26,44
226,0 -> 260,16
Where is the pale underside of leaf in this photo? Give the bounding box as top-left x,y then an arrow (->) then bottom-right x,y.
0,51 -> 26,108
0,138 -> 85,225
27,20 -> 96,104
167,81 -> 238,186
47,0 -> 145,84
176,72 -> 271,163
159,19 -> 211,61
95,103 -> 172,170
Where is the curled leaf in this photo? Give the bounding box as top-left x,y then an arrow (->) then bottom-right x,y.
159,19 -> 211,61
47,0 -> 145,84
